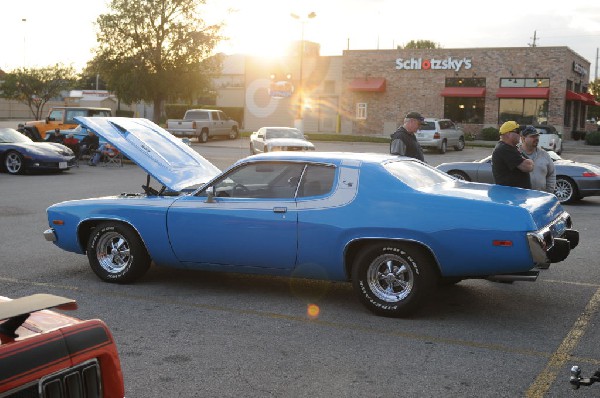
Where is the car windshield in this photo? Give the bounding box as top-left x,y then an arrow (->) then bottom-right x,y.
384,160 -> 454,189
418,122 -> 436,131
534,126 -> 555,135
0,128 -> 33,144
265,129 -> 304,139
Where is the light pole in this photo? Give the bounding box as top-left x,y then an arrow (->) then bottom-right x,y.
290,11 -> 316,133
21,18 -> 27,67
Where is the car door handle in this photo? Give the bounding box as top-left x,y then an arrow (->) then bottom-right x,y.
273,207 -> 287,213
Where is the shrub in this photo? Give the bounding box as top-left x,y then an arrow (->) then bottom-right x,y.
585,131 -> 600,146
480,127 -> 499,141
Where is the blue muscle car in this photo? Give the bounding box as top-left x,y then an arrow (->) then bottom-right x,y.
43,117 -> 579,317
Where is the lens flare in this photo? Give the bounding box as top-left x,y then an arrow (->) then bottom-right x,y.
307,303 -> 320,319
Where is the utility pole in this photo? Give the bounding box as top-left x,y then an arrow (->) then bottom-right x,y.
529,30 -> 538,47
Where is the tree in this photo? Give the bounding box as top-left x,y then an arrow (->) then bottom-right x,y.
399,40 -> 442,50
90,0 -> 223,122
588,79 -> 600,120
0,64 -> 77,119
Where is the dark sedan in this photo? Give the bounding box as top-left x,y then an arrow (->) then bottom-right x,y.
436,151 -> 600,203
0,128 -> 76,175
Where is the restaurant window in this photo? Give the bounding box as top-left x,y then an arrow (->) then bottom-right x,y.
500,77 -> 549,88
443,78 -> 486,123
444,98 -> 485,123
356,103 -> 367,120
445,77 -> 486,87
498,98 -> 548,124
564,101 -> 572,126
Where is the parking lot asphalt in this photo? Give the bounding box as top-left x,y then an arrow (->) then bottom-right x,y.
1,126 -> 599,397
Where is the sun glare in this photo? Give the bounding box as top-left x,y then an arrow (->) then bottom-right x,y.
215,2 -> 313,58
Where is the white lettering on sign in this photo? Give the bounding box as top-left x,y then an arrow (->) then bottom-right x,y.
573,62 -> 587,76
395,57 -> 472,72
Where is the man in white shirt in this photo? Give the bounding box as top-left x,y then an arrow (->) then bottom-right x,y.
520,125 -> 556,193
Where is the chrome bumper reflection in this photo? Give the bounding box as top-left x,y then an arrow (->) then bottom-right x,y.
43,228 -> 57,242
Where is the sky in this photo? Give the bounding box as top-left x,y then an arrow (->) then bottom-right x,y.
2,0 -> 600,79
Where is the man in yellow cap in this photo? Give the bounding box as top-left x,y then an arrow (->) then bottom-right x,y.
491,121 -> 534,189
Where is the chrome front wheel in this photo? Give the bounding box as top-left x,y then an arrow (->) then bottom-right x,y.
87,222 -> 151,283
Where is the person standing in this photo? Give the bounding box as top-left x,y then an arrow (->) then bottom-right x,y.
519,125 -> 556,193
390,111 -> 426,161
491,121 -> 534,189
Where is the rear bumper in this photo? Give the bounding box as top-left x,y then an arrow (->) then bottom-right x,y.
43,228 -> 57,242
527,213 -> 579,265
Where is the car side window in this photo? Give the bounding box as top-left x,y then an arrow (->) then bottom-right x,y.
208,162 -> 305,199
48,110 -> 64,121
297,165 -> 336,198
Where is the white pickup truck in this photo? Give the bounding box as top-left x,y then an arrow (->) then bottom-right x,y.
166,109 -> 239,142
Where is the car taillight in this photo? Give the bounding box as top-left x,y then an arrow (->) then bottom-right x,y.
192,121 -> 196,129
433,132 -> 440,139
582,172 -> 598,177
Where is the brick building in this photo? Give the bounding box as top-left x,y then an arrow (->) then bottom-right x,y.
228,45 -> 596,138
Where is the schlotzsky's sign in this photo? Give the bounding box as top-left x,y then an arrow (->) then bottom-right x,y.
395,57 -> 472,72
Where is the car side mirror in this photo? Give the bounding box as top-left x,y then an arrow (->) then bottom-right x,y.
206,189 -> 215,203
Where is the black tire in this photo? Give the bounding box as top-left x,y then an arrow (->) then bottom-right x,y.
448,170 -> 470,181
454,137 -> 465,151
199,129 -> 209,143
439,140 -> 447,154
351,243 -> 437,317
229,127 -> 239,140
554,176 -> 579,204
4,151 -> 26,175
87,222 -> 151,283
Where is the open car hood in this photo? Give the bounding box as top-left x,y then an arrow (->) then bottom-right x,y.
75,117 -> 221,192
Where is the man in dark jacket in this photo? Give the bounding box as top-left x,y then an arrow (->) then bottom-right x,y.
492,121 -> 533,189
78,129 -> 100,159
390,111 -> 426,161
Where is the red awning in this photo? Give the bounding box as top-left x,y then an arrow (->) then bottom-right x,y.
566,90 -> 586,101
348,78 -> 386,92
440,87 -> 486,97
580,93 -> 598,105
496,87 -> 550,99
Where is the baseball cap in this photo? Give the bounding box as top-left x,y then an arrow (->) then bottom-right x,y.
520,125 -> 539,137
405,111 -> 427,125
499,121 -> 520,135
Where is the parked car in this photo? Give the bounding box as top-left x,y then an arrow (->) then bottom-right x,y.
22,106 -> 112,141
416,118 -> 465,154
166,109 -> 239,142
532,124 -> 563,154
436,151 -> 600,203
0,128 -> 76,175
44,117 -> 578,317
0,294 -> 125,397
249,127 -> 315,154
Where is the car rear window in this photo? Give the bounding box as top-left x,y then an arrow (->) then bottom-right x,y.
419,122 -> 436,130
384,160 -> 454,189
185,111 -> 209,120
